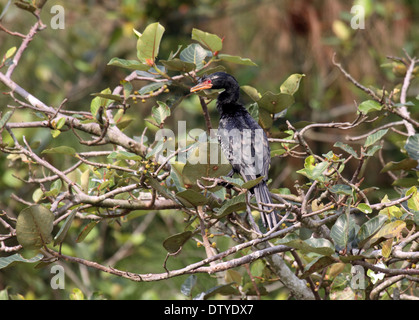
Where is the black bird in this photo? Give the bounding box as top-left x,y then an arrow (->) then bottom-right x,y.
190,72 -> 279,229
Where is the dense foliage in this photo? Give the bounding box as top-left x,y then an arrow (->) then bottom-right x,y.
0,1 -> 418,300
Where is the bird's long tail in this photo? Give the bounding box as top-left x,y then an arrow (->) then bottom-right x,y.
253,181 -> 279,230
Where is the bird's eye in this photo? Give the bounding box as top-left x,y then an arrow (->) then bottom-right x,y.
203,79 -> 212,85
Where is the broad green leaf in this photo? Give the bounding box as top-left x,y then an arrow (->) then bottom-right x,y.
311,161 -> 329,180
135,22 -> 165,64
152,101 -> 171,125
301,256 -> 336,279
278,234 -> 335,256
364,220 -> 406,248
191,28 -> 222,52
54,209 -> 77,246
181,142 -> 231,190
378,195 -> 403,219
138,82 -> 167,95
218,54 -> 257,66
242,176 -> 264,190
4,46 -> 17,60
0,253 -> 43,270
357,214 -> 387,245
162,231 -> 192,253
405,134 -> 419,161
329,184 -> 353,196
257,91 -> 294,114
107,57 -> 150,71
258,107 -> 273,129
41,146 -> 75,155
181,275 -> 197,297
0,110 -> 13,128
91,93 -> 123,102
175,190 -> 208,207
330,214 -> 357,248
214,193 -> 247,218
357,203 -> 372,214
334,141 -> 359,159
406,186 -> 419,211
381,238 -> 393,258
364,129 -> 388,148
160,59 -> 196,72
76,221 -> 99,243
280,73 -> 305,95
193,283 -> 239,300
180,43 -> 209,70
16,205 -> 54,250
241,85 -> 261,101
362,145 -> 382,157
381,158 -> 419,173
225,269 -> 242,285
358,100 -> 383,114
121,80 -> 133,100
107,150 -> 142,161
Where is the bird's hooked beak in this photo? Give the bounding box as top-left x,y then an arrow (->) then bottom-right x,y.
190,79 -> 213,93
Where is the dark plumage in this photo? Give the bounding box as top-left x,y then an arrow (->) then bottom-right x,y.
190,72 -> 279,229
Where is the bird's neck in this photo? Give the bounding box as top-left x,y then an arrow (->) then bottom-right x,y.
216,89 -> 244,115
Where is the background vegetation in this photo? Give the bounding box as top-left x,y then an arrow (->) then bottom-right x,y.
0,0 -> 418,300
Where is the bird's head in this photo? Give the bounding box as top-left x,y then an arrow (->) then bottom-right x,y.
190,72 -> 240,105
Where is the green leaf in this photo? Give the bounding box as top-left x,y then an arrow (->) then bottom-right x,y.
362,145 -> 382,157
194,283 -> 239,300
191,28 -> 222,52
241,176 -> 264,190
214,193 -> 247,218
330,214 -> 357,248
405,134 -> 419,161
357,215 -> 387,246
357,203 -> 372,214
181,142 -> 231,190
54,209 -> 77,246
152,101 -> 171,125
364,129 -> 388,148
301,256 -> 336,279
76,221 -> 99,243
121,80 -> 133,100
311,161 -> 329,180
41,146 -> 76,155
162,231 -> 192,253
257,107 -> 273,129
107,57 -> 150,71
329,184 -> 353,196
0,110 -> 13,128
363,220 -> 406,248
358,100 -> 383,114
181,275 -> 197,297
4,46 -> 17,60
241,85 -> 261,101
381,158 -> 419,173
0,253 -> 43,270
256,91 -> 294,114
406,186 -> 419,211
16,205 -> 54,250
160,58 -> 196,72
175,190 -> 208,207
280,74 -> 305,95
277,234 -> 335,256
334,141 -> 359,159
217,54 -> 257,66
180,43 -> 209,70
91,93 -> 123,102
135,22 -> 165,64
107,150 -> 142,161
